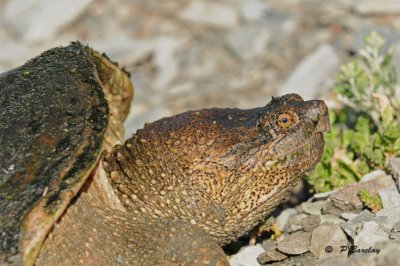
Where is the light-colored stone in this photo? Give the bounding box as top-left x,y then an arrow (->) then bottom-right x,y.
341,212 -> 358,221
277,231 -> 311,255
354,221 -> 389,249
300,200 -> 325,216
229,244 -> 265,266
280,44 -> 340,100
179,1 -> 239,28
378,185 -> 400,210
328,174 -> 395,214
257,250 -> 287,264
389,157 -> 400,190
375,208 -> 400,232
275,208 -> 298,231
353,0 -> 400,15
3,0 -> 94,42
226,24 -> 270,60
309,223 -> 348,260
312,191 -> 334,201
240,0 -> 270,22
347,240 -> 400,266
360,170 -> 386,182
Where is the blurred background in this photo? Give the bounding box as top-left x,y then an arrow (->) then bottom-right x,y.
1,0 -> 400,138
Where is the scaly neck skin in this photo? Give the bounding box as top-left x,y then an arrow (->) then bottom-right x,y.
103,97 -> 327,245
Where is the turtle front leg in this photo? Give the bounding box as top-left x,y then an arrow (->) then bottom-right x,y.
37,193 -> 228,265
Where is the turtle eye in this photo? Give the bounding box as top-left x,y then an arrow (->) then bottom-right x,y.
277,113 -> 293,129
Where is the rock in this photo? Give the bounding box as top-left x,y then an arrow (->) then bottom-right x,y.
302,215 -> 321,232
226,24 -> 270,60
328,174 -> 395,214
340,210 -> 374,239
300,200 -> 326,216
179,1 -> 239,28
287,213 -> 308,232
3,0 -> 94,42
353,0 -> 400,15
273,252 -> 317,266
350,209 -> 374,224
240,0 -> 270,22
154,37 -> 185,90
280,44 -> 340,100
257,250 -> 287,264
309,224 -> 348,260
347,240 -> 400,266
378,185 -> 400,210
340,212 -> 358,221
375,208 -> 400,232
229,244 -> 265,266
354,221 -> 389,249
320,214 -> 345,225
312,191 -> 334,201
322,199 -> 348,216
360,170 -> 387,182
91,35 -> 155,68
275,208 -> 298,231
388,211 -> 400,238
262,239 -> 276,252
389,157 -> 400,190
277,231 -> 311,255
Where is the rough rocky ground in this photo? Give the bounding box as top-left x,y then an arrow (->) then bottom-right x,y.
1,0 -> 400,265
230,159 -> 400,265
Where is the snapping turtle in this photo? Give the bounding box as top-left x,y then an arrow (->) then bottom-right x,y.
0,42 -> 330,265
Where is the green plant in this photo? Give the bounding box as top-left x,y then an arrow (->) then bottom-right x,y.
358,188 -> 382,213
306,32 -> 400,192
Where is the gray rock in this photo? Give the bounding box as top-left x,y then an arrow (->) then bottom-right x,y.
319,257 -> 348,266
277,231 -> 311,255
353,0 -> 400,15
341,212 -> 358,221
309,223 -> 348,260
257,250 -> 287,264
360,170 -> 387,182
240,0 -> 270,22
378,185 -> 400,210
302,215 -> 321,232
354,221 -> 389,249
300,200 -> 326,216
349,209 -> 374,224
375,208 -> 400,232
340,210 -> 374,239
229,244 -> 265,266
276,208 -> 298,231
3,0 -> 94,42
328,174 -> 395,214
226,24 -> 270,60
179,1 -> 239,28
320,214 -> 345,225
312,191 -> 334,201
153,37 -> 185,90
280,44 -> 339,100
347,240 -> 400,266
287,213 -> 308,232
323,199 -> 350,216
279,252 -> 317,266
392,221 -> 400,232
389,157 -> 400,190
340,222 -> 360,240
262,239 -> 277,252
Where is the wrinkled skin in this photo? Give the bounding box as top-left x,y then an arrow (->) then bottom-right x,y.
38,94 -> 329,265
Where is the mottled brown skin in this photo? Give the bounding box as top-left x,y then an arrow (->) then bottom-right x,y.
37,94 -> 329,265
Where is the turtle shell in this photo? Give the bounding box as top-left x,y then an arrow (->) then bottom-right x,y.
0,42 -> 133,265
